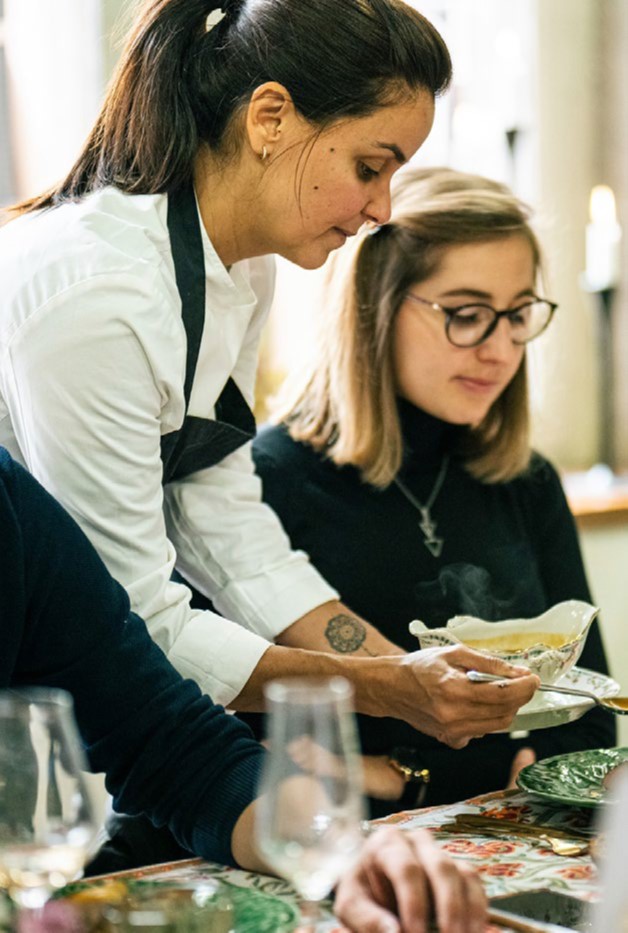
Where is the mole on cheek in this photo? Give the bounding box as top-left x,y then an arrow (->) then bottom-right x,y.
313,186 -> 319,190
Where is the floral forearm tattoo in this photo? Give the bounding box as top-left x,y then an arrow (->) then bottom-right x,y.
325,614 -> 374,655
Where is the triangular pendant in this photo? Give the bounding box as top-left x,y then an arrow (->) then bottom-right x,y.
419,514 -> 443,557
423,536 -> 444,558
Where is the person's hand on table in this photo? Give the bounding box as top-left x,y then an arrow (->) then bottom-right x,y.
333,826 -> 487,933
385,646 -> 539,748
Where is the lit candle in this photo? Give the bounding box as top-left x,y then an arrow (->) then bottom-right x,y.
585,185 -> 622,291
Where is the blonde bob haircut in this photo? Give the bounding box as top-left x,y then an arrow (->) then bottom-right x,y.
274,166 -> 545,488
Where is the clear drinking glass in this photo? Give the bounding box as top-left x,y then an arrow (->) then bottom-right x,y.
255,677 -> 365,928
0,688 -> 97,921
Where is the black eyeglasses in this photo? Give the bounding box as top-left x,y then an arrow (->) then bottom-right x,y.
405,294 -> 558,348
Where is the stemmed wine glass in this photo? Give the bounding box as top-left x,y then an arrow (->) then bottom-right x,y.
255,677 -> 365,929
0,688 -> 97,926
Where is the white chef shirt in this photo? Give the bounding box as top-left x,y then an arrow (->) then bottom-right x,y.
0,187 -> 338,705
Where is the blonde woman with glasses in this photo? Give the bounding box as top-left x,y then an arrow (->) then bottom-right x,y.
253,166 -> 615,815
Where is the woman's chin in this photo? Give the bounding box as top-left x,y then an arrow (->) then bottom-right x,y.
297,254 -> 330,270
435,405 -> 492,427
281,237 -> 345,271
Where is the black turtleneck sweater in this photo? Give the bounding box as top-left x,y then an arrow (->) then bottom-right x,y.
252,403 -> 615,812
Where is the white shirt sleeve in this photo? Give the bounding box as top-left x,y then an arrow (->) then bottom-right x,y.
2,273 -> 275,705
164,443 -> 339,640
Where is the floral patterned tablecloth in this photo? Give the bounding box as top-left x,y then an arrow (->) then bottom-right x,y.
2,788 -> 599,931
373,787 -> 600,904
189,787 -> 599,929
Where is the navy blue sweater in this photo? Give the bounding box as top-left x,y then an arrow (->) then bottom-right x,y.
0,447 -> 263,865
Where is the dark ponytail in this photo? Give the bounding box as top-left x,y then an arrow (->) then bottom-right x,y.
12,0 -> 451,213
95,0 -> 224,191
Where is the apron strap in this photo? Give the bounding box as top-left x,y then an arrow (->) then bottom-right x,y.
162,183 -> 256,486
167,184 -> 206,408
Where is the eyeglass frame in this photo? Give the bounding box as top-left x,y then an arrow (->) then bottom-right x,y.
404,293 -> 558,348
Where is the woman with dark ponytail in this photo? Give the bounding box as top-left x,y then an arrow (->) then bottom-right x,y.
0,0 -> 536,862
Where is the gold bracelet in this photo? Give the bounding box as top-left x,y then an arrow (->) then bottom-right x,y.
387,758 -> 430,785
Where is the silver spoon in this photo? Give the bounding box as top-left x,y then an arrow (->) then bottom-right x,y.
467,669 -> 628,714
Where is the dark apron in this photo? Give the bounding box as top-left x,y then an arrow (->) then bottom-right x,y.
85,183 -> 258,876
160,183 -> 256,484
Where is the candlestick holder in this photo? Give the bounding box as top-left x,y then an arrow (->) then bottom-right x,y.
586,285 -> 616,469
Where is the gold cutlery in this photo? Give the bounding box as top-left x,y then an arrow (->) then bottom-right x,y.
443,814 -> 590,856
449,813 -> 591,839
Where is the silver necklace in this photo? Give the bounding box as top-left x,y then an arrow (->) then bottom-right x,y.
393,456 -> 450,558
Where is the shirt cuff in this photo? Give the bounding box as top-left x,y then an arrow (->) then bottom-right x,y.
166,609 -> 273,707
211,552 -> 340,642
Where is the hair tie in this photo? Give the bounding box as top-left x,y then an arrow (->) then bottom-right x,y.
205,8 -> 226,31
205,0 -> 242,33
